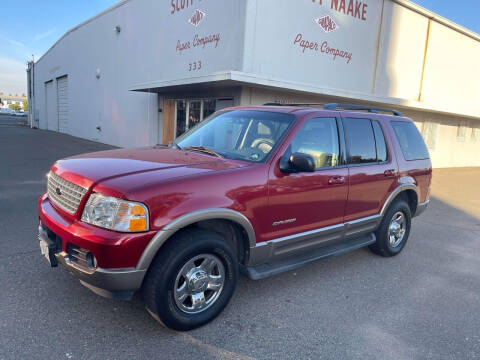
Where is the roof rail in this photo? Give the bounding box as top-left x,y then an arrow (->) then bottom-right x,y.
263,103 -> 324,107
323,103 -> 403,116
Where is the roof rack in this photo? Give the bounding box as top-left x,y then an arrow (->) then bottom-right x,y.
323,103 -> 403,116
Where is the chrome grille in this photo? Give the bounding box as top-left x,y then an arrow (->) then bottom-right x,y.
47,171 -> 87,214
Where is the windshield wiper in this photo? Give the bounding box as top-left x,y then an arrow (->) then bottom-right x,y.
183,146 -> 223,158
171,141 -> 182,150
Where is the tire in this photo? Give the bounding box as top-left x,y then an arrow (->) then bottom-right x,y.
369,199 -> 411,257
142,228 -> 238,331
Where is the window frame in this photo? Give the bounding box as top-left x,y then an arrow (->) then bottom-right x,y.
371,120 -> 390,165
342,117 -> 390,167
281,116 -> 346,172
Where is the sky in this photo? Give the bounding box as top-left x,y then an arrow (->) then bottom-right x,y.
0,0 -> 118,96
0,0 -> 479,96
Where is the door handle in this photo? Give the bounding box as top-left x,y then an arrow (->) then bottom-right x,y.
384,169 -> 396,177
328,176 -> 345,185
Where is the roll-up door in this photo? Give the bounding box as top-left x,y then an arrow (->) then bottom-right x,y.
56,76 -> 69,133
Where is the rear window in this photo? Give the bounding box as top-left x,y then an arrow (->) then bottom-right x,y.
391,121 -> 429,161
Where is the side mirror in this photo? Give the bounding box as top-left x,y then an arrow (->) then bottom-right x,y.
280,152 -> 316,173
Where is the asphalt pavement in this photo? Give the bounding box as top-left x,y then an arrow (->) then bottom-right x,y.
0,114 -> 27,126
1,126 -> 479,360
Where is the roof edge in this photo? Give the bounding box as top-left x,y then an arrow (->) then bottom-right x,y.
130,71 -> 479,120
391,0 -> 480,42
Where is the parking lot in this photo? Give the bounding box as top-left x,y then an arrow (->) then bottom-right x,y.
1,125 -> 479,360
0,114 -> 28,126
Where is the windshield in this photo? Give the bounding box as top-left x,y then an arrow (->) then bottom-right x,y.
176,110 -> 295,162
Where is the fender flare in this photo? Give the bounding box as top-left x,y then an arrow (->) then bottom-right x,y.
380,184 -> 419,217
136,208 -> 256,271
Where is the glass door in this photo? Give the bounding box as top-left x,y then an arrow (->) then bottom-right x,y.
175,100 -> 187,138
175,98 -> 217,138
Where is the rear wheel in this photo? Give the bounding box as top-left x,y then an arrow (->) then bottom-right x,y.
142,229 -> 238,331
369,199 -> 411,257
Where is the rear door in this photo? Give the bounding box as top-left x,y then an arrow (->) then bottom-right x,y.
342,115 -> 399,223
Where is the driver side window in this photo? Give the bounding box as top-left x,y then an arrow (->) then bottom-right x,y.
287,117 -> 340,169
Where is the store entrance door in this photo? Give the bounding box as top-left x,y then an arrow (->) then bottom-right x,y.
162,98 -> 233,144
175,99 -> 216,138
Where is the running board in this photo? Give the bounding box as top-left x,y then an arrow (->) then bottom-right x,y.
242,233 -> 376,280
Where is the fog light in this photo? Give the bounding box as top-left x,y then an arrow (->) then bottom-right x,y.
68,244 -> 97,270
86,252 -> 97,269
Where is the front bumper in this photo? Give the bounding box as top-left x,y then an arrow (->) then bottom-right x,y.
38,193 -> 154,299
55,250 -> 146,300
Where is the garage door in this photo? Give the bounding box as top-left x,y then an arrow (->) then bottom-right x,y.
45,81 -> 56,131
56,76 -> 69,133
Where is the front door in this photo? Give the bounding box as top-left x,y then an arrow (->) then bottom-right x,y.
267,116 -> 348,244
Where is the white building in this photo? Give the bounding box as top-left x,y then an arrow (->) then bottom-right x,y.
28,0 -> 480,168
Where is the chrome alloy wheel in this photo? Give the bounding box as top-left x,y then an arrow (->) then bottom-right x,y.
388,211 -> 406,248
173,254 -> 225,314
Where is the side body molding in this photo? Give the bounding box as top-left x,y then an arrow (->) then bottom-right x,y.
247,183 -> 420,267
380,183 -> 419,217
136,208 -> 256,271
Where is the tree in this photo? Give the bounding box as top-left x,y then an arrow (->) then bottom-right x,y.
23,100 -> 28,112
9,103 -> 22,111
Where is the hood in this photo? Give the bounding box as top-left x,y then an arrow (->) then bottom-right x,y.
52,146 -> 247,190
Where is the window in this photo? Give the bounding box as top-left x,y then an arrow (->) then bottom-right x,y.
287,117 -> 340,169
372,121 -> 388,162
391,121 -> 429,161
176,110 -> 294,163
175,99 -> 217,138
422,121 -> 438,150
203,99 -> 216,120
175,100 -> 187,138
456,122 -> 468,142
344,118 -> 377,164
472,127 -> 478,142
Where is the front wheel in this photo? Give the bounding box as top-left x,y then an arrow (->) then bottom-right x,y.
142,229 -> 238,331
369,199 -> 411,257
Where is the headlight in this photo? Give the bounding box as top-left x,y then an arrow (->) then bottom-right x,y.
81,193 -> 149,232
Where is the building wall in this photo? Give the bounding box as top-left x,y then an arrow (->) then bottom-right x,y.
32,0 -> 165,147
240,86 -> 480,168
241,0 -> 480,119
32,0 -> 246,147
31,0 -> 479,166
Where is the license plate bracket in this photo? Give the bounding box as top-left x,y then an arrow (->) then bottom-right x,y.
38,226 -> 59,267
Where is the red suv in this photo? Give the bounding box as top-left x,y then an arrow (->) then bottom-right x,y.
38,103 -> 432,330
